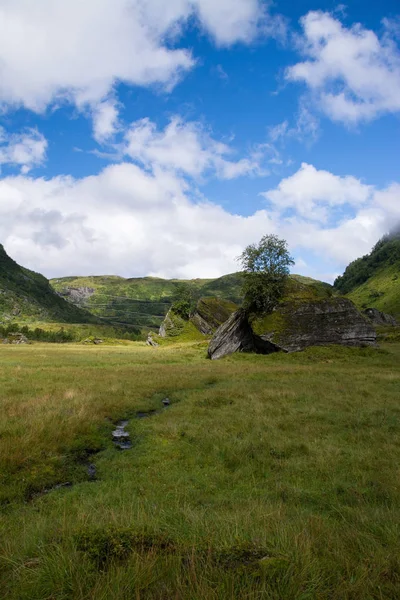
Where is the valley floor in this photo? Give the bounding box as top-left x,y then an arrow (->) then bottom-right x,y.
0,341 -> 399,599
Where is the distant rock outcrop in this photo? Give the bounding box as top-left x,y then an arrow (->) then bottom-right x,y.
363,308 -> 397,327
2,332 -> 29,344
57,287 -> 95,306
159,308 -> 183,338
146,333 -> 159,347
208,297 -> 377,360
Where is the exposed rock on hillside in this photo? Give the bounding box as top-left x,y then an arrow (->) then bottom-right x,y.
57,287 -> 95,306
159,297 -> 238,338
363,308 -> 397,326
208,298 -> 377,360
2,332 -> 29,345
159,308 -> 185,338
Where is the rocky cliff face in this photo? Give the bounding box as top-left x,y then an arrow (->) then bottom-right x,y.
363,308 -> 397,327
159,297 -> 238,338
208,297 -> 377,359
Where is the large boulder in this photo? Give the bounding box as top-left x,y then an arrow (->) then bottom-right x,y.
159,297 -> 238,338
191,297 -> 238,335
251,297 -> 377,353
208,297 -> 377,359
363,307 -> 397,327
207,310 -> 254,360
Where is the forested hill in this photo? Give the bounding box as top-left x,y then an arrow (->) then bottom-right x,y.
334,233 -> 400,317
50,273 -> 244,330
0,244 -> 98,323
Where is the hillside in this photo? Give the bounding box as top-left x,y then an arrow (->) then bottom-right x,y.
0,244 -> 97,324
51,273 -> 244,330
334,233 -> 400,318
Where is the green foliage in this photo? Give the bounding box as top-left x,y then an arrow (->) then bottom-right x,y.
0,244 -> 97,324
238,234 -> 294,313
334,232 -> 400,295
0,321 -> 142,343
333,232 -> 400,317
171,283 -> 196,319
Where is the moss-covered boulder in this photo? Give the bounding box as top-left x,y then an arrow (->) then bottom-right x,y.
208,277 -> 377,359
190,297 -> 238,335
250,297 -> 377,353
159,297 -> 238,338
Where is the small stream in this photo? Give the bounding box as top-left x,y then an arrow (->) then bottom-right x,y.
112,420 -> 132,450
112,398 -> 170,451
34,398 -> 171,498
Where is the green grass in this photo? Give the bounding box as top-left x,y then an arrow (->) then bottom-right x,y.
1,342 -> 400,598
347,263 -> 400,318
0,244 -> 96,324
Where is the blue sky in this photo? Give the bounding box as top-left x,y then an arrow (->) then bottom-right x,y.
0,0 -> 399,282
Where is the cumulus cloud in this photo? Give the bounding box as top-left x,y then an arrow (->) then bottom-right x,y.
123,117 -> 265,179
1,161 -> 399,282
287,11 -> 400,123
0,128 -> 47,173
262,162 -> 373,222
92,100 -> 120,143
0,163 -> 274,279
0,0 -> 269,115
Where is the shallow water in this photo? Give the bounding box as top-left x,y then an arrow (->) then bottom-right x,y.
112,420 -> 132,450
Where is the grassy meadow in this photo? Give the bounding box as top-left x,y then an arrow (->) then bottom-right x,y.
0,340 -> 400,599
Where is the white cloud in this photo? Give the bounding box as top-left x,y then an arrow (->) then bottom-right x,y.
0,163 -> 274,279
92,100 -> 120,143
0,0 -> 268,114
268,101 -> 320,146
123,117 -> 265,179
262,162 -> 373,222
0,161 -> 399,282
287,11 -> 400,123
0,128 -> 47,173
193,0 -> 265,45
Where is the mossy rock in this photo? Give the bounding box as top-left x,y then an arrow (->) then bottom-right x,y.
191,297 -> 238,334
250,297 -> 376,352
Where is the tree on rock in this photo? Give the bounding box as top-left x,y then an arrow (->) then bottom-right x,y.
238,234 -> 294,313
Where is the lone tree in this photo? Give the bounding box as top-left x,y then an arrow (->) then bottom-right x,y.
238,234 -> 294,313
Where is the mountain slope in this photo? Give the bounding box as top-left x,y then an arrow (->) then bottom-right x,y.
334,233 -> 400,318
50,273 -> 244,330
0,245 -> 97,323
51,272 -> 334,331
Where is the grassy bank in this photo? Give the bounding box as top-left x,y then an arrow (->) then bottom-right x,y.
0,342 -> 399,598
